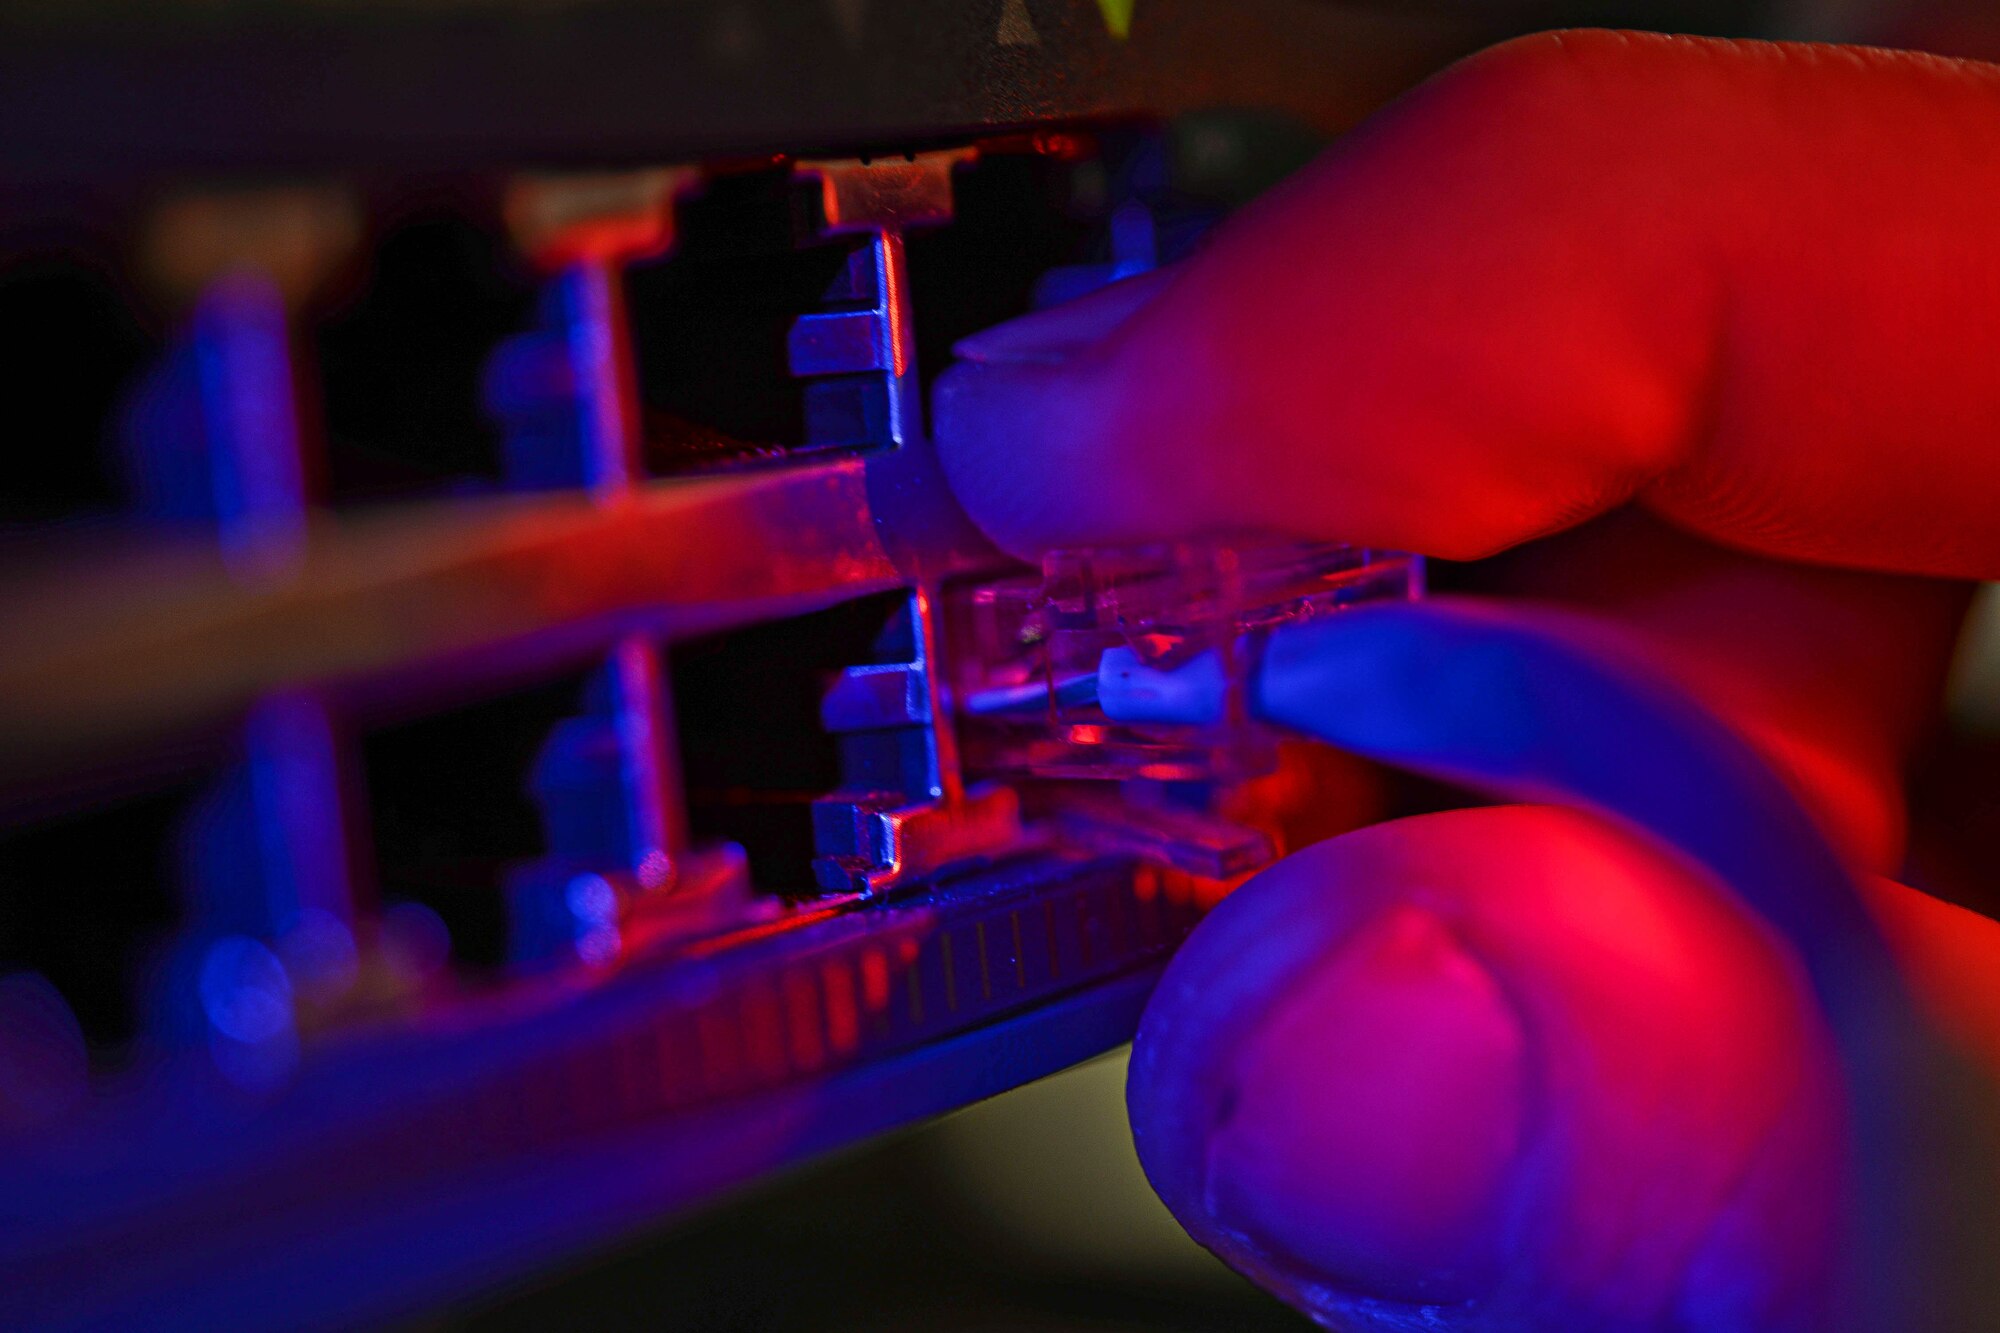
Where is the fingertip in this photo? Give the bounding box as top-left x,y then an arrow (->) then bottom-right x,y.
934,273 -> 1177,559
951,269 -> 1173,364
1127,831 -> 1513,1311
930,359 -> 1068,559
1130,806 -> 1843,1329
1202,904 -> 1532,1305
931,350 -> 1182,558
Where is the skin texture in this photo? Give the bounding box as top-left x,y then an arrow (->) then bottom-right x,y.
932,30 -> 2000,1332
1138,804 -> 1847,1331
939,32 -> 2000,577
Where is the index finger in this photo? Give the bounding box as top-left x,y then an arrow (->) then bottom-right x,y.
935,31 -> 2000,577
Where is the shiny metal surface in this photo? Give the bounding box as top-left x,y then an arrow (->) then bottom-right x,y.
0,461 -> 936,804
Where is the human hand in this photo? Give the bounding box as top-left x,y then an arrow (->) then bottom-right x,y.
935,31 -> 2000,1330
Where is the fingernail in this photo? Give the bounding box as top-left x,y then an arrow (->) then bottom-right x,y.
931,355 -> 1145,559
1203,905 -> 1532,1304
952,269 -> 1169,364
930,360 -> 1064,558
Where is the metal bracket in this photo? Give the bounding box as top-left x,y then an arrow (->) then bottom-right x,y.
492,167 -> 752,965
787,150 -> 973,453
811,783 -> 1025,895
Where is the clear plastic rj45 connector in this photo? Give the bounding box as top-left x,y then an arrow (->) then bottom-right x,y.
946,542 -> 1421,783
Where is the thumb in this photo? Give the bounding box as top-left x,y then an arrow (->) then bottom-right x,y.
1114,600 -> 2000,1328
1129,804 -> 1845,1330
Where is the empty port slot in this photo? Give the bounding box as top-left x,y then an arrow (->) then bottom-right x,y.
627,166 -> 862,470
902,148 -> 1097,399
0,249 -> 160,526
673,592 -> 907,892
0,786 -> 190,1063
361,672 -> 585,970
902,120 -> 1320,404
315,205 -> 536,504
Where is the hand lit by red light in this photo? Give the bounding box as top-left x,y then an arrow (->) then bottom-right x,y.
936,31 -> 2000,1329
